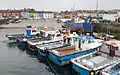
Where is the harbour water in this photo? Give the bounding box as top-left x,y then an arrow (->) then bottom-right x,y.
0,19 -> 75,75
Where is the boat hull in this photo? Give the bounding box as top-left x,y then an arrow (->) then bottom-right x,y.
36,48 -> 47,57
6,34 -> 25,41
48,47 -> 99,66
72,63 -> 90,75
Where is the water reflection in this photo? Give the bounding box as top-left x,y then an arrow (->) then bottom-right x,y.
7,42 -> 18,48
3,37 -> 78,75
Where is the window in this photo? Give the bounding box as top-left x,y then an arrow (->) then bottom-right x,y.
32,30 -> 37,32
27,26 -> 32,28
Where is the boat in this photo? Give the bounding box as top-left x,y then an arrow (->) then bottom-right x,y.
6,25 -> 39,42
47,33 -> 103,66
93,32 -> 105,40
27,29 -> 63,51
6,33 -> 25,41
93,32 -> 114,40
70,40 -> 120,75
36,41 -> 66,57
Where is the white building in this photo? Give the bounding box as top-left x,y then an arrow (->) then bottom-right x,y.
21,12 -> 29,19
101,14 -> 118,21
36,11 -> 55,19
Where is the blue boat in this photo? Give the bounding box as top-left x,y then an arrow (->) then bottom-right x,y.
71,40 -> 120,75
47,34 -> 103,66
36,42 -> 66,57
6,25 -> 40,42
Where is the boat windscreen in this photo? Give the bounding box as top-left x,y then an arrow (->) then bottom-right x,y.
32,30 -> 37,32
27,26 -> 32,28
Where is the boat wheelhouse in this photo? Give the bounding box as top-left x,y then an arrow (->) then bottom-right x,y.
71,40 -> 120,75
47,34 -> 103,66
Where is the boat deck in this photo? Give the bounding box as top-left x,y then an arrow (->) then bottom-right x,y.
36,43 -> 65,51
50,39 -> 102,57
71,52 -> 118,71
51,46 -> 78,56
27,38 -> 45,43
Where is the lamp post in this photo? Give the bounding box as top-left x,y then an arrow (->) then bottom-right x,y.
96,0 -> 98,16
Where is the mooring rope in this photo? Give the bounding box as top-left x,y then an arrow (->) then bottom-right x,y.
45,57 -> 58,75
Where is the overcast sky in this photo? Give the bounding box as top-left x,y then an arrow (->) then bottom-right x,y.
0,0 -> 120,11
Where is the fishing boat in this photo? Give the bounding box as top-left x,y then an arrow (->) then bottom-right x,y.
70,40 -> 120,75
47,33 -> 103,66
6,25 -> 39,42
36,41 -> 66,57
27,29 -> 63,51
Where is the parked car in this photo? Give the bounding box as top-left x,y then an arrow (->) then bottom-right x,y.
10,19 -> 21,23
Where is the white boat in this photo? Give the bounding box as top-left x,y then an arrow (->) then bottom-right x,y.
71,40 -> 120,75
27,29 -> 63,51
45,33 -> 103,66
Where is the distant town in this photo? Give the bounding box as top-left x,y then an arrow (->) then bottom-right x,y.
0,8 -> 120,22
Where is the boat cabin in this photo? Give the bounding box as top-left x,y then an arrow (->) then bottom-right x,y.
26,25 -> 39,36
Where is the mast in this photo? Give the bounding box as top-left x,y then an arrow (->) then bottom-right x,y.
96,0 -> 98,16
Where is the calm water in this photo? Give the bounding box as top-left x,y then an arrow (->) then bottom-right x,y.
0,20 -> 76,75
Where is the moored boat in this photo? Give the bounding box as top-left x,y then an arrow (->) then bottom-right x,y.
27,29 -> 63,51
6,25 -> 39,42
36,41 -> 65,57
70,39 -> 120,75
47,33 -> 103,66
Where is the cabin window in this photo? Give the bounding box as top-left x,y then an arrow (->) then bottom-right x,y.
67,38 -> 71,44
116,47 -> 119,50
56,34 -> 61,37
32,30 -> 37,32
27,26 -> 32,28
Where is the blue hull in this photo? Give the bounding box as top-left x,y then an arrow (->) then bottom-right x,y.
8,37 -> 17,41
48,47 -> 99,66
17,40 -> 27,50
110,67 -> 120,75
72,63 -> 89,75
36,48 -> 47,57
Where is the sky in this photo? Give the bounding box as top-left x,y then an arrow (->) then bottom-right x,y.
0,0 -> 120,11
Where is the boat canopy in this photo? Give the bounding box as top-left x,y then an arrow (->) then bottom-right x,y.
73,36 -> 94,41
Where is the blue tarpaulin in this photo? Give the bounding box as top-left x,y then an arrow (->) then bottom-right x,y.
65,21 -> 94,31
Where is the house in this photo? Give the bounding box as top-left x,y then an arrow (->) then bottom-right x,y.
29,12 -> 35,19
77,10 -> 97,17
35,11 -> 55,19
58,10 -> 77,19
42,11 -> 55,19
0,10 -> 21,18
21,11 -> 29,19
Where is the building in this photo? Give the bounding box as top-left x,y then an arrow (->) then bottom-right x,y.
21,11 -> 29,19
0,10 -> 21,18
42,11 -> 55,19
77,10 -> 97,17
58,10 -> 77,19
35,11 -> 55,19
